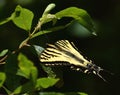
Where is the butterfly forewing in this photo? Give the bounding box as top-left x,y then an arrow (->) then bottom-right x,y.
39,40 -> 90,67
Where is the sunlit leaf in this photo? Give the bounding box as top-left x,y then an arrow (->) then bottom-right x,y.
42,3 -> 56,15
30,66 -> 38,84
0,72 -> 6,87
17,69 -> 28,79
55,7 -> 96,34
36,77 -> 59,89
18,53 -> 33,78
39,92 -> 64,95
78,92 -> 88,95
12,85 -> 22,94
39,3 -> 56,25
12,5 -> 34,31
17,53 -> 38,80
0,5 -> 34,31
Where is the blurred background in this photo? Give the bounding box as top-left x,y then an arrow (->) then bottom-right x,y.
0,0 -> 120,95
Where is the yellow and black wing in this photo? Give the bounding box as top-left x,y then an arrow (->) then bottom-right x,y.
39,40 -> 90,67
39,40 -> 106,81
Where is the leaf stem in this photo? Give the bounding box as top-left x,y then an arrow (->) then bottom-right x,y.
19,20 -> 42,49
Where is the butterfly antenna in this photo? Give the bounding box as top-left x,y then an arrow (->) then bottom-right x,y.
97,73 -> 107,82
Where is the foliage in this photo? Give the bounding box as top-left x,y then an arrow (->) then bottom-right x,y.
0,3 -> 95,95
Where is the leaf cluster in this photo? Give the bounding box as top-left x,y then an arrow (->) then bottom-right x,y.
0,3 -> 95,95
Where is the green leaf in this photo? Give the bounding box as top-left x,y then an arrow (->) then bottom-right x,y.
0,49 -> 8,57
30,67 -> 38,84
36,77 -> 59,89
39,3 -> 56,25
0,72 -> 6,88
0,5 -> 34,31
55,7 -> 96,34
42,3 -> 56,15
12,85 -> 22,94
16,69 -> 27,79
18,53 -> 33,78
39,92 -> 64,95
78,92 -> 88,95
12,5 -> 34,31
17,53 -> 38,80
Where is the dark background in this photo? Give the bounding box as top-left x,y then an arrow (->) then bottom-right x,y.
0,0 -> 120,95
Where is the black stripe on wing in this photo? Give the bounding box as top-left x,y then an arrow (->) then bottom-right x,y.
55,40 -> 72,50
40,40 -> 85,67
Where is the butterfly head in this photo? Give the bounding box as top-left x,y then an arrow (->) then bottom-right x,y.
84,63 -> 106,81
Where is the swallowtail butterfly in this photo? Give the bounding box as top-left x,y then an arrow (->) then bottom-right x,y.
39,40 -> 106,81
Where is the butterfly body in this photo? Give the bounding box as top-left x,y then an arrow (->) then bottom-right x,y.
39,40 -> 105,81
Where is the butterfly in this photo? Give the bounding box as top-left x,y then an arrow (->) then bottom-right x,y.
39,40 -> 106,81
